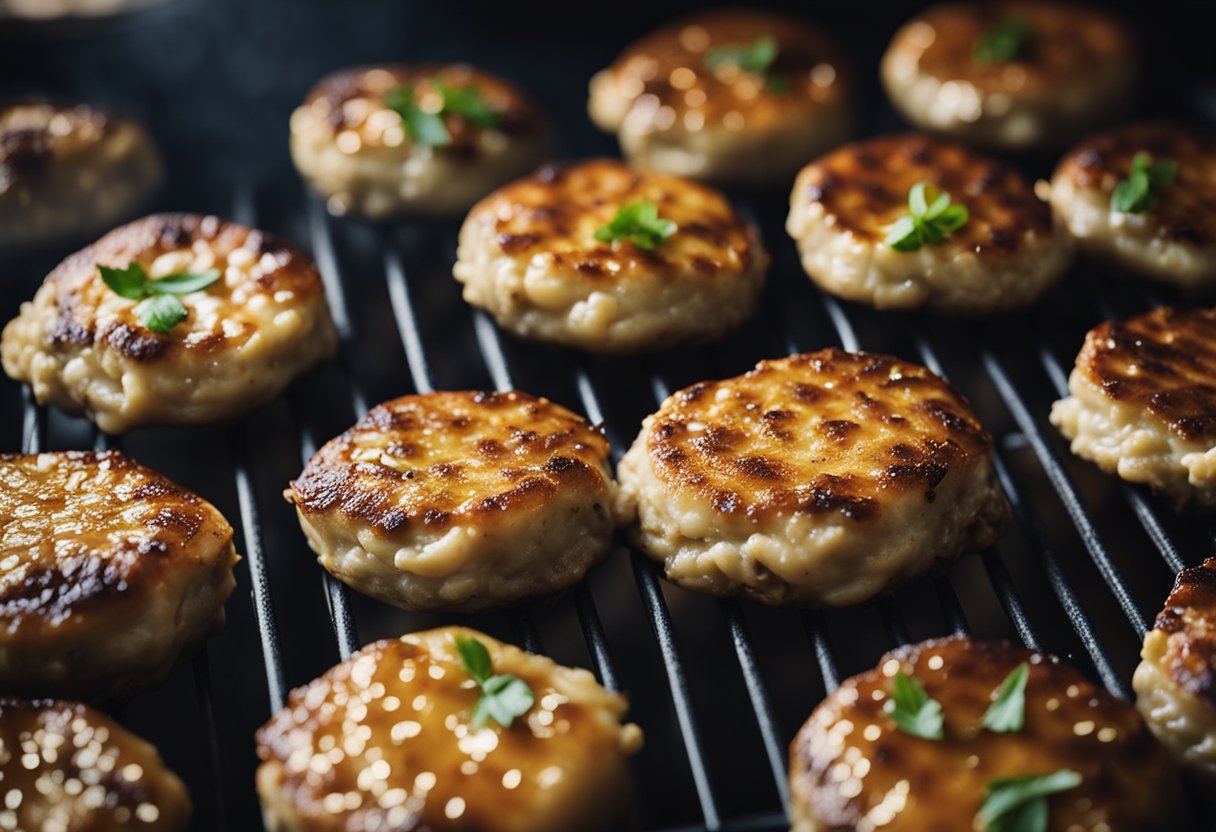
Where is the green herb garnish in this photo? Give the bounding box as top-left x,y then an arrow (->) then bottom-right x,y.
704,35 -> 788,92
454,634 -> 535,729
982,662 -> 1029,733
594,200 -> 677,250
974,18 -> 1032,63
884,671 -> 944,740
884,181 -> 970,252
977,770 -> 1082,832
1110,152 -> 1178,214
384,80 -> 503,147
98,262 -> 221,334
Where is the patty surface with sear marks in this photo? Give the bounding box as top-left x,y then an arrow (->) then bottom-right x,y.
790,636 -> 1182,831
616,349 -> 1009,607
288,391 -> 616,612
1,213 -> 337,433
455,159 -> 767,352
256,627 -> 643,832
0,451 -> 238,699
0,697 -> 192,830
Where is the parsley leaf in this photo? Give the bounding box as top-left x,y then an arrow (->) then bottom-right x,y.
884,181 -> 970,252
974,18 -> 1032,63
384,85 -> 452,147
884,671 -> 944,740
135,295 -> 188,334
977,770 -> 1082,832
982,662 -> 1029,733
1110,152 -> 1178,214
454,634 -> 535,729
705,34 -> 778,75
97,261 -> 220,333
435,80 -> 503,129
594,200 -> 677,250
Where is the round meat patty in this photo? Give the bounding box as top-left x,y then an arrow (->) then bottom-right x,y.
790,636 -> 1183,831
256,626 -> 643,832
881,3 -> 1137,152
291,64 -> 547,219
614,349 -> 1009,607
1134,557 -> 1216,785
588,9 -> 852,186
1051,123 -> 1216,291
0,451 -> 238,700
288,391 -> 616,612
1050,306 -> 1216,510
0,697 -> 191,830
787,133 -> 1071,314
454,159 -> 768,353
1,213 -> 338,434
0,101 -> 162,251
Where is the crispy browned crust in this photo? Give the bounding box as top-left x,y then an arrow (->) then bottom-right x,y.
647,349 -> 992,523
0,102 -> 131,188
289,391 -> 612,534
790,636 -> 1182,830
1074,307 -> 1216,442
1055,123 -> 1216,247
45,212 -> 328,362
890,2 -> 1134,95
0,697 -> 191,830
468,159 -> 760,279
301,64 -> 545,150
794,133 -> 1051,250
0,450 -> 234,640
602,8 -> 849,127
1151,558 -> 1216,703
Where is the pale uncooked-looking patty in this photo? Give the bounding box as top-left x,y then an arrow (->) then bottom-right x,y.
0,697 -> 191,830
288,391 -> 616,612
1051,123 -> 1216,291
1134,558 -> 1216,785
881,3 -> 1137,152
256,626 -> 643,832
588,8 -> 851,186
615,349 -> 1009,607
291,64 -> 547,219
786,133 -> 1071,314
790,636 -> 1182,831
0,102 -> 161,250
1050,307 -> 1216,510
2,213 -> 338,434
455,159 -> 768,353
0,451 -> 238,700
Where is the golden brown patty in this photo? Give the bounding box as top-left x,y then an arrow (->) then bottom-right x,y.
0,451 -> 238,699
881,2 -> 1137,151
588,8 -> 851,185
2,213 -> 338,433
0,101 -> 161,250
786,133 -> 1070,313
288,391 -> 616,612
291,64 -> 548,218
255,626 -> 643,832
790,636 -> 1182,831
454,159 -> 768,352
0,697 -> 191,830
615,349 -> 1009,606
1051,124 -> 1216,289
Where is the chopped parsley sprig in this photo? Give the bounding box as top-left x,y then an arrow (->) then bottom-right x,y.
973,18 -> 1033,63
704,35 -> 788,92
885,671 -> 944,740
884,181 -> 970,252
1110,152 -> 1177,214
384,80 -> 504,148
977,770 -> 1082,832
454,634 -> 535,729
982,662 -> 1029,733
594,200 -> 677,250
98,262 -> 221,334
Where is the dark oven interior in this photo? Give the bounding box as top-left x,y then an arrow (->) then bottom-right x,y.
2,1 -> 1214,829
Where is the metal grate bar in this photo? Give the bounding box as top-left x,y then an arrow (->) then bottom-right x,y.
800,611 -> 841,691
20,390 -> 44,454
192,648 -> 227,831
934,577 -> 970,635
878,599 -> 911,646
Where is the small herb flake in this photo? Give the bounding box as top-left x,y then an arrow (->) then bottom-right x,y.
977,770 -> 1082,832
705,35 -> 778,75
454,634 -> 535,729
982,662 -> 1029,733
974,18 -> 1032,64
884,181 -> 970,252
1110,152 -> 1178,214
435,80 -> 503,129
884,670 -> 944,740
384,80 -> 504,147
594,200 -> 677,250
97,261 -> 220,333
